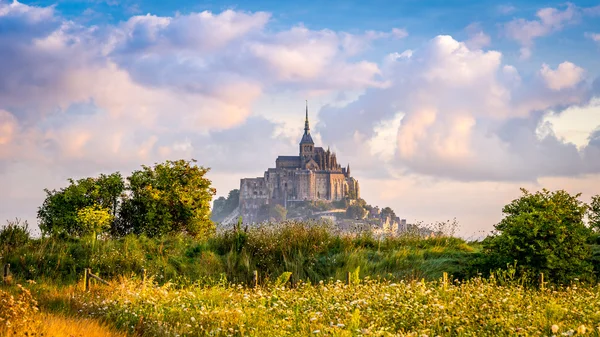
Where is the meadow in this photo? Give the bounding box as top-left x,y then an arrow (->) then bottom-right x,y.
4,271 -> 600,336
2,220 -> 600,336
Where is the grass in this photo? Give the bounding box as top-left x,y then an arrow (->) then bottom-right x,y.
0,283 -> 125,337
2,221 -> 600,336
13,275 -> 600,337
1,221 -> 479,286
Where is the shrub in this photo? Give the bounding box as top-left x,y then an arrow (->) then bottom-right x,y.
0,218 -> 30,252
483,188 -> 594,284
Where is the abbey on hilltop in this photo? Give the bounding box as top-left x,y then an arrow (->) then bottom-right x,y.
239,102 -> 360,222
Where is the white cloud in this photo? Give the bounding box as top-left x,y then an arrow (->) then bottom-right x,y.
464,23 -> 491,50
0,110 -> 17,146
497,4 -> 516,15
540,61 -> 585,91
318,35 -> 599,182
503,3 -> 579,59
585,32 -> 600,43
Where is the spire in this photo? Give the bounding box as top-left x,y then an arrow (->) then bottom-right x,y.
299,100 -> 314,145
304,100 -> 310,134
347,164 -> 351,177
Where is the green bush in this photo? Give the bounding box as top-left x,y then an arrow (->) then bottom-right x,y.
0,219 -> 30,252
482,188 -> 594,284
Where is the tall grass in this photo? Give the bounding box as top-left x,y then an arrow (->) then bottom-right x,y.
1,220 -> 478,286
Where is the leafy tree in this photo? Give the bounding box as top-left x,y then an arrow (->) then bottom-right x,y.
589,194 -> 600,232
257,204 -> 287,222
0,219 -> 30,252
77,205 -> 113,242
346,205 -> 366,219
119,159 -> 216,238
38,173 -> 124,236
381,207 -> 396,220
483,188 -> 593,284
211,189 -> 240,223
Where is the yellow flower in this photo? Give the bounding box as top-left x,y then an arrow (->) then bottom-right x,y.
552,325 -> 559,333
577,325 -> 586,334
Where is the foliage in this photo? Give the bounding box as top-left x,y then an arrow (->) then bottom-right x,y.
118,159 -> 216,238
0,284 -> 126,337
381,206 -> 396,220
58,275 -> 600,337
256,204 -> 287,222
589,194 -> 600,232
483,188 -> 593,284
0,218 -> 30,252
37,173 -> 125,237
0,284 -> 40,334
77,205 -> 114,240
211,189 -> 240,223
346,205 -> 366,219
2,221 -> 475,285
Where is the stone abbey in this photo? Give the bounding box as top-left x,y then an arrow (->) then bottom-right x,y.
239,102 -> 360,222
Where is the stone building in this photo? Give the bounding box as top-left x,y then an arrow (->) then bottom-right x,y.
239,103 -> 360,223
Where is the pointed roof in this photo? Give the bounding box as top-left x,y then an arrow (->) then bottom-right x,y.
300,100 -> 314,145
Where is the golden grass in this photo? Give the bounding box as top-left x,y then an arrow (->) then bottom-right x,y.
34,313 -> 128,337
0,284 -> 126,337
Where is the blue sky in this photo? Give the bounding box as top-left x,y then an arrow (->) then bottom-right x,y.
21,0 -> 600,77
1,0 -> 600,235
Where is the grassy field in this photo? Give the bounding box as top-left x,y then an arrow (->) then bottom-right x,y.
3,274 -> 600,337
3,221 -> 600,336
1,221 -> 478,286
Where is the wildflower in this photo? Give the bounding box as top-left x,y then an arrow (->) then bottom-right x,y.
552,325 -> 559,334
577,325 -> 586,334
312,330 -> 320,334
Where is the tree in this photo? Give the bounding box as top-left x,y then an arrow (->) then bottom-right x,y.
77,205 -> 113,243
483,188 -> 593,284
38,173 -> 124,237
211,189 -> 240,222
119,159 -> 216,238
346,205 -> 366,219
589,194 -> 600,232
257,204 -> 287,222
381,207 -> 396,220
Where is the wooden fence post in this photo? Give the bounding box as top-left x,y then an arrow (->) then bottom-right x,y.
346,271 -> 351,286
253,270 -> 258,288
3,264 -> 9,280
84,268 -> 90,292
443,272 -> 448,289
540,273 -> 545,291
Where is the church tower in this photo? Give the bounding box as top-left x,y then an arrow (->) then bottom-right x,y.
299,100 -> 314,160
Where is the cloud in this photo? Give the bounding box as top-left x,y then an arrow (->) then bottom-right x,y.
497,4 -> 516,15
502,3 -> 600,59
503,3 -> 579,59
0,0 -> 396,169
585,32 -> 600,43
540,62 -> 585,91
318,35 -> 599,182
464,23 -> 491,50
0,110 -> 17,146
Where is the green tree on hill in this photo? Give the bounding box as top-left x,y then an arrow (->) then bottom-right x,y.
77,204 -> 113,245
346,205 -> 366,219
119,159 -> 216,238
38,173 -> 124,237
211,189 -> 240,223
483,188 -> 593,284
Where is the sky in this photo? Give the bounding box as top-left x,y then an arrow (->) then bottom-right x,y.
1,0 -> 600,237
